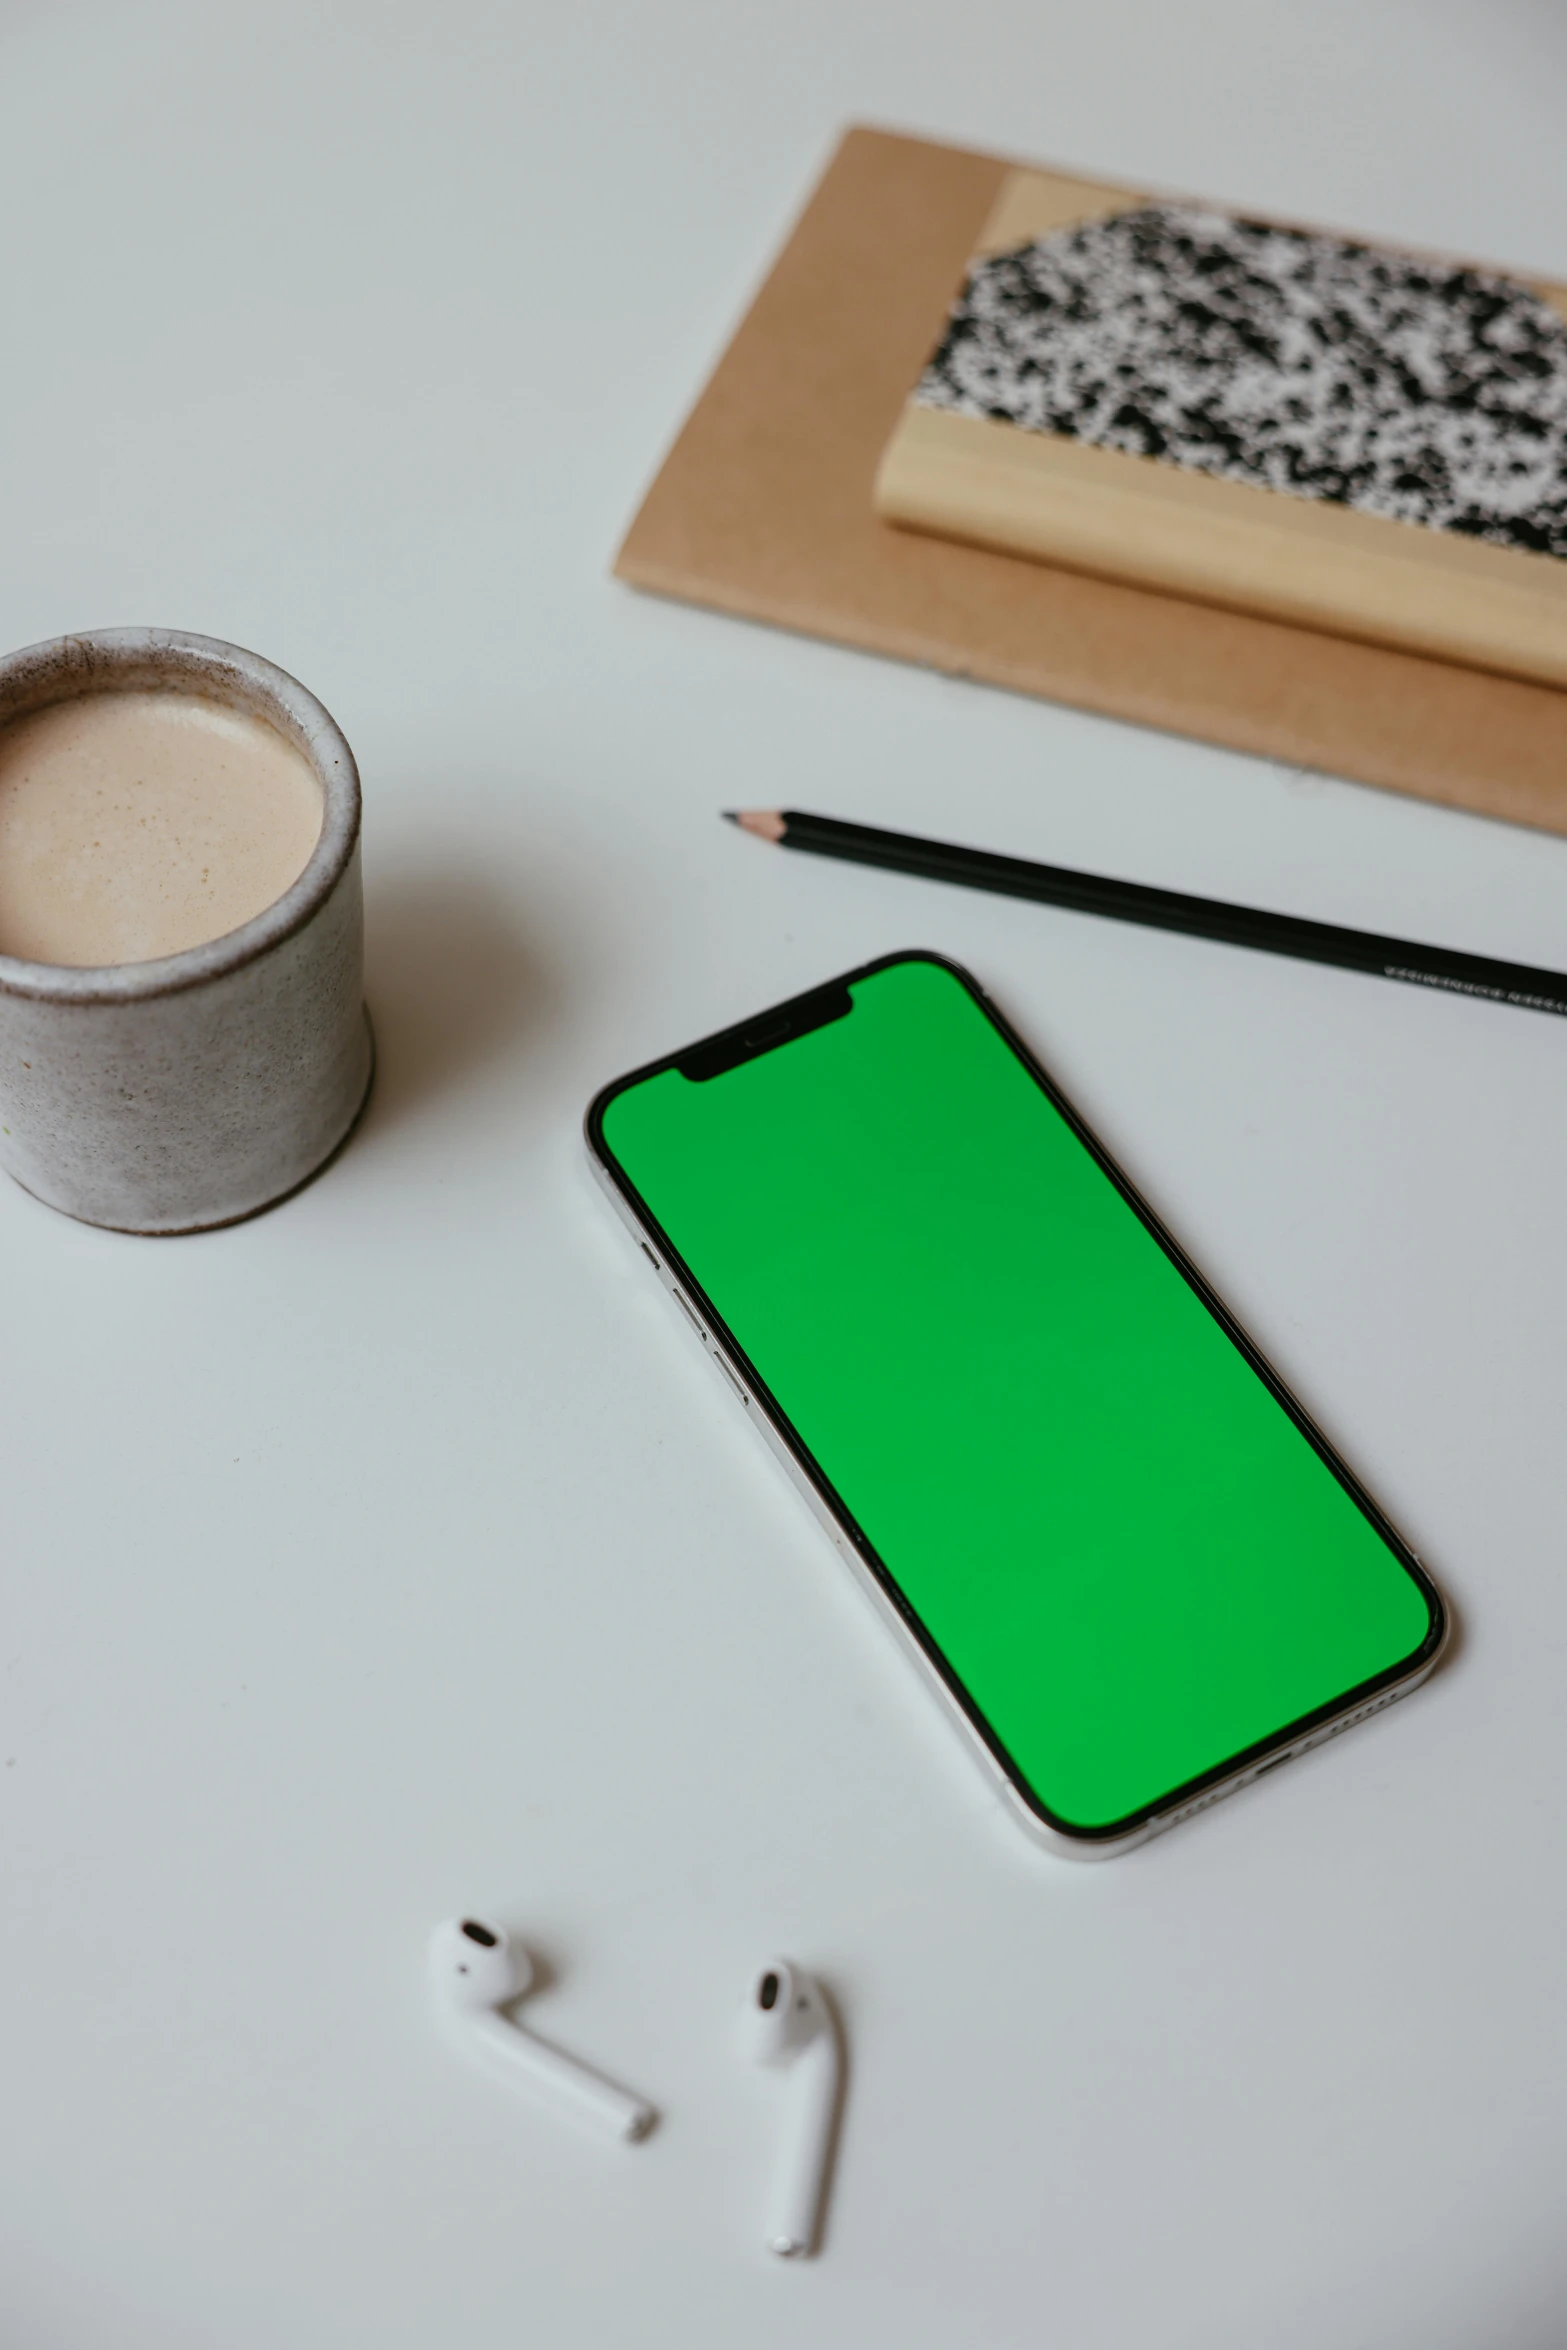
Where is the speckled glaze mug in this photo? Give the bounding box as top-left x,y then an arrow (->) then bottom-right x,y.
0,628 -> 373,1234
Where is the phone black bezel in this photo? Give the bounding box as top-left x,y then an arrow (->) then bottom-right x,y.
585,948 -> 1447,1848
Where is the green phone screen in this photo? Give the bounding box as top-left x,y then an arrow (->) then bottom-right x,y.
597,955 -> 1437,1836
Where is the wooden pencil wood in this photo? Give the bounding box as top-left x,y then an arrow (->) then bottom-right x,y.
727,808 -> 1567,1020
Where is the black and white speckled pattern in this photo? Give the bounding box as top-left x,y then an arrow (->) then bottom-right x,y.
917,205 -> 1567,560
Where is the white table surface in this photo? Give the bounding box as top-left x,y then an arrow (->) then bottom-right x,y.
4,3 -> 1567,2343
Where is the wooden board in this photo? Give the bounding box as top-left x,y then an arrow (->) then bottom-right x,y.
615,125 -> 1567,837
874,169 -> 1567,692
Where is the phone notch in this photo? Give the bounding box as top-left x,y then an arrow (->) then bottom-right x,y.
677,980 -> 853,1083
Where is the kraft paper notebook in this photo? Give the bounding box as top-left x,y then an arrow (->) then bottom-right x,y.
615,126 -> 1567,837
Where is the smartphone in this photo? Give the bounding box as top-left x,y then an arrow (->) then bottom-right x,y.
586,951 -> 1446,1858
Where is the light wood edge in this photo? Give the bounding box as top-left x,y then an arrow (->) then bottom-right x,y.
975,171 -> 1138,253
875,405 -> 1567,691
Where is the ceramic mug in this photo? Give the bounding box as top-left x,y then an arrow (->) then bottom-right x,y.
0,627 -> 373,1233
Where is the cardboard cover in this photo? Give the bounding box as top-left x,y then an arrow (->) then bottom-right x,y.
615,126 -> 1567,837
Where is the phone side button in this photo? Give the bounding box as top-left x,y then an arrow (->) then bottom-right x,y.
673,1291 -> 707,1341
715,1355 -> 750,1405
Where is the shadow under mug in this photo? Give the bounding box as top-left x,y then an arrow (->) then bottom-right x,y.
0,627 -> 373,1234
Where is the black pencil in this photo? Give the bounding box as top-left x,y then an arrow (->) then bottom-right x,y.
725,808 -> 1567,1022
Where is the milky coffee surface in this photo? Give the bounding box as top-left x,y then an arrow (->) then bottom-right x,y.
0,690 -> 323,966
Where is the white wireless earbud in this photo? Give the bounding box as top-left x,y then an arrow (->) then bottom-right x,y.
743,1958 -> 842,2257
428,1917 -> 655,2142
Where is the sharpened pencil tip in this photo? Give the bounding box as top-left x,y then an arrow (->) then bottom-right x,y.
728,809 -> 787,843
721,810 -> 740,824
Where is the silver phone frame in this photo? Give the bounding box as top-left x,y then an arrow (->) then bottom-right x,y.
584,953 -> 1448,1860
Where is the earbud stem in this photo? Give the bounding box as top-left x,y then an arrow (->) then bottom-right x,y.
767,2028 -> 840,2257
466,2010 -> 655,2141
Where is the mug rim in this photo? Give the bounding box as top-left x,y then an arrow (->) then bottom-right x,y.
0,627 -> 361,1005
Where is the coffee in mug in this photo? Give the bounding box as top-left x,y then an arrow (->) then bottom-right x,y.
0,688 -> 325,967
0,629 -> 371,1234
